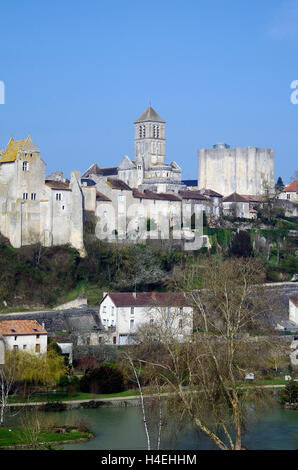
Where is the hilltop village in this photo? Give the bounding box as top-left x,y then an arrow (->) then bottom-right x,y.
1,105 -> 297,255
0,112 -> 298,451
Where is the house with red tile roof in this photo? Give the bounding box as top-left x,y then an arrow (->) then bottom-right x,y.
279,180 -> 298,204
0,320 -> 47,355
98,292 -> 193,345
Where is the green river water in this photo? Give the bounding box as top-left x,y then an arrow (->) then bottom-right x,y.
6,398 -> 298,450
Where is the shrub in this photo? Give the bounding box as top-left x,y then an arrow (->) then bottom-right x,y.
279,381 -> 298,404
79,366 -> 125,394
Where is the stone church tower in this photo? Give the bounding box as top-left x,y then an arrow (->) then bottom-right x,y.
116,105 -> 183,192
134,106 -> 166,182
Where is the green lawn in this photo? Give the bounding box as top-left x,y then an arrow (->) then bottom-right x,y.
9,389 -> 140,404
0,427 -> 92,448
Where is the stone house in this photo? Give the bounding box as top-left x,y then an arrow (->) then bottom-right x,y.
0,136 -> 85,255
222,192 -> 251,218
98,292 -> 193,345
278,180 -> 298,204
0,320 -> 47,355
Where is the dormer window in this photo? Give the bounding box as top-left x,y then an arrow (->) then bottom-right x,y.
22,161 -> 28,171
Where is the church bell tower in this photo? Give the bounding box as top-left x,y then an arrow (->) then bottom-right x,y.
134,106 -> 166,171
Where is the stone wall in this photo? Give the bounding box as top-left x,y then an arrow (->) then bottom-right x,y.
198,146 -> 274,196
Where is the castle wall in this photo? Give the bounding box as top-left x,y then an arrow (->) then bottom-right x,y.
198,147 -> 274,196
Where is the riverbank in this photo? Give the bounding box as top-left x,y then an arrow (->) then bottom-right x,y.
6,381 -> 289,410
0,425 -> 94,449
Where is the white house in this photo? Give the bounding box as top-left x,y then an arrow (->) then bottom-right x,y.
0,320 -> 47,355
278,180 -> 298,204
289,296 -> 298,324
99,292 -> 194,345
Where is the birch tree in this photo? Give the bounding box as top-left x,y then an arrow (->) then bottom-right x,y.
134,257 -> 278,450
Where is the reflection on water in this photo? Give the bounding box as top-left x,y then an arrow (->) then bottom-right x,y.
5,399 -> 298,450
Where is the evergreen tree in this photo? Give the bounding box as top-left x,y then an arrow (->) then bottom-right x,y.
275,176 -> 285,191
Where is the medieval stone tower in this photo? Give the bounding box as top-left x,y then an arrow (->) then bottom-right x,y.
198,143 -> 274,196
134,106 -> 166,178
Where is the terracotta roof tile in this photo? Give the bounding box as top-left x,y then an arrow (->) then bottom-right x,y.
0,320 -> 47,336
222,192 -> 249,203
178,190 -> 207,200
283,180 -> 298,192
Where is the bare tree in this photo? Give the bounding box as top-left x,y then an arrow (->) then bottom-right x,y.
132,257 -> 278,450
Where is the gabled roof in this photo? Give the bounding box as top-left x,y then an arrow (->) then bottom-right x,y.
283,180 -> 298,193
199,188 -> 223,198
142,190 -> 181,201
240,194 -> 265,202
222,192 -> 249,203
96,191 -> 111,202
178,190 -> 207,201
45,180 -> 71,191
0,136 -> 27,163
82,164 -> 118,178
102,292 -> 190,307
134,106 -> 165,124
106,178 -> 132,191
0,320 -> 47,336
118,155 -> 136,170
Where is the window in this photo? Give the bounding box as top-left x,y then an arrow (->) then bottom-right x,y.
56,193 -> 62,201
36,334 -> 40,339
111,307 -> 114,316
22,161 -> 28,171
13,345 -> 18,351
103,306 -> 107,313
287,194 -> 290,200
62,205 -> 65,210
179,319 -> 183,329
14,336 -> 17,341
35,344 -> 40,353
23,345 -> 27,349
99,337 -> 103,344
153,125 -> 160,138
131,307 -> 134,315
31,193 -> 36,200
150,319 -> 154,326
139,125 -> 145,138
103,210 -> 107,217
23,193 -> 28,200
130,319 -> 135,329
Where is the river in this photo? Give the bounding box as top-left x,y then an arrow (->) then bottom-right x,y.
6,398 -> 298,450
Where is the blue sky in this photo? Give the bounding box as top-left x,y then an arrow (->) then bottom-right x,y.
0,0 -> 297,183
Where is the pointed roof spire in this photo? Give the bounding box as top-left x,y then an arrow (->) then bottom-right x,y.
134,106 -> 165,124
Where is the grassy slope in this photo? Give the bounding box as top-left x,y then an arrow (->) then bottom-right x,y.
0,427 -> 91,447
